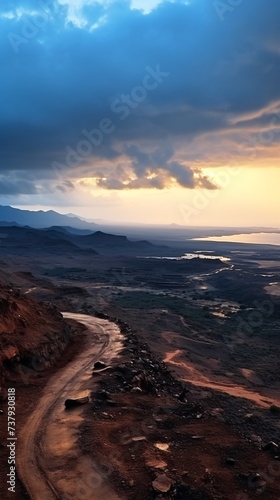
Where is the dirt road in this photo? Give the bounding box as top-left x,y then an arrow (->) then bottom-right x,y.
17,313 -> 123,500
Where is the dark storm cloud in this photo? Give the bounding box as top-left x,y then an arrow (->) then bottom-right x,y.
0,0 -> 280,194
0,175 -> 40,194
94,143 -> 200,190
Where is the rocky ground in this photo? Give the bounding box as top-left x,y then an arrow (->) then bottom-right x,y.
0,284 -> 86,500
0,284 -> 76,374
78,314 -> 280,500
0,262 -> 280,499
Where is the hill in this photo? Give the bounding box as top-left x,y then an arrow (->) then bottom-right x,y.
0,284 -> 81,399
0,226 -> 98,256
0,206 -> 98,230
0,225 -> 169,257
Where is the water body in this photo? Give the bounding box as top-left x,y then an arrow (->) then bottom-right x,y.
193,232 -> 280,246
144,253 -> 230,262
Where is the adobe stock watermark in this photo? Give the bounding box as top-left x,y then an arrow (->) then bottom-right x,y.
213,0 -> 244,21
51,64 -> 170,180
179,164 -> 241,225
62,456 -> 120,500
7,0 -> 56,54
62,403 -> 164,499
236,458 -> 280,498
222,292 -> 279,358
179,111 -> 280,225
239,112 -> 280,161
226,295 -> 279,351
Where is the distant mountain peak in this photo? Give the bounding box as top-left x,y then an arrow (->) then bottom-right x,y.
0,206 -> 98,231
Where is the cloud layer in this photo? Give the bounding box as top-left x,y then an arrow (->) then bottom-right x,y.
1,0 -> 280,196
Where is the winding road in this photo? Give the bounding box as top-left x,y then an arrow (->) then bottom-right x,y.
17,313 -> 123,500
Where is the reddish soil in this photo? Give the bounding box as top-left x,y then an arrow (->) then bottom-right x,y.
78,324 -> 280,499
0,285 -> 86,500
1,283 -> 280,499
0,285 -> 64,365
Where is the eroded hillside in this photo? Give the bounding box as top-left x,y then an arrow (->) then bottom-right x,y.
0,282 -> 80,400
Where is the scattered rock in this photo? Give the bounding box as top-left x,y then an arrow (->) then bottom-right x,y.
65,396 -> 89,408
152,473 -> 172,493
131,386 -> 142,393
154,443 -> 169,451
244,413 -> 254,420
2,345 -> 20,364
98,390 -> 111,400
225,457 -> 236,466
106,399 -> 117,406
203,468 -> 212,483
131,436 -> 147,442
178,387 -> 188,402
93,361 -> 106,370
247,472 -> 266,490
146,457 -> 167,470
115,364 -> 127,373
262,441 -> 278,453
132,371 -> 155,393
181,471 -> 189,482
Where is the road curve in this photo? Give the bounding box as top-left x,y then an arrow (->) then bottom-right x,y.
17,313 -> 123,500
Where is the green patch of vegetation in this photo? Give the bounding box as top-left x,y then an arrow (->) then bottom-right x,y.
44,266 -> 86,277
115,291 -> 215,327
116,291 -> 187,314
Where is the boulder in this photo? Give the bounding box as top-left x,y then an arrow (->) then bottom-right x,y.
131,386 -> 142,393
248,472 -> 266,490
65,396 -> 89,408
178,388 -> 188,402
152,473 -> 172,493
262,441 -> 278,453
97,390 -> 111,400
132,371 -> 154,393
93,361 -> 106,370
225,457 -> 236,466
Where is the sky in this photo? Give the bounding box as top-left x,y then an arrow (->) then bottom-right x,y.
0,0 -> 280,226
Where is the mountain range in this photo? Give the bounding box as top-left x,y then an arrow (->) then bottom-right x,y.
0,206 -> 98,230
0,224 -> 169,258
